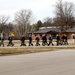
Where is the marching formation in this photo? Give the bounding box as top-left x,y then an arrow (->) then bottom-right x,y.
0,33 -> 68,47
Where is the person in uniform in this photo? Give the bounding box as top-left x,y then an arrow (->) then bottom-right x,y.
42,34 -> 46,46
56,34 -> 60,46
61,34 -> 65,45
35,35 -> 40,46
48,34 -> 54,46
29,34 -> 33,46
0,33 -> 4,47
64,34 -> 68,45
7,35 -> 14,46
20,35 -> 26,46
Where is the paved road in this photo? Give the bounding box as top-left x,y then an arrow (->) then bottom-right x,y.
0,50 -> 75,75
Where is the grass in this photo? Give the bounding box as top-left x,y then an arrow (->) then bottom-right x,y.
0,46 -> 75,56
0,47 -> 54,56
0,39 -> 75,56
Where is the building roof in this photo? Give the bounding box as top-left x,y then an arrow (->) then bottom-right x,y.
28,28 -> 60,34
28,28 -> 75,34
66,28 -> 75,33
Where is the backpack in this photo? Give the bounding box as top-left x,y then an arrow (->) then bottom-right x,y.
49,36 -> 53,40
8,36 -> 12,41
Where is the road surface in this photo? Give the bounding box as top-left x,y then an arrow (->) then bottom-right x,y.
0,50 -> 75,75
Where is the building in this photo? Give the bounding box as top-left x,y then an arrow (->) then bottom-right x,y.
28,27 -> 75,40
66,28 -> 75,39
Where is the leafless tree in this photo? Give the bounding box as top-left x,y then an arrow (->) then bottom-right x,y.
0,15 -> 9,25
54,0 -> 75,33
0,15 -> 12,38
0,15 -> 9,32
14,9 -> 33,38
43,17 -> 53,27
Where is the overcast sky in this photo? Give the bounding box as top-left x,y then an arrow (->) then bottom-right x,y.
0,0 -> 75,22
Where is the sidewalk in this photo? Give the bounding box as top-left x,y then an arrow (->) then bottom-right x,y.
0,39 -> 75,48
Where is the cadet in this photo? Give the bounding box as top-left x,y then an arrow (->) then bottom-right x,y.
64,34 -> 68,45
42,34 -> 46,46
73,34 -> 75,42
0,33 -> 4,47
0,38 -> 4,47
20,35 -> 26,46
35,35 -> 40,46
61,34 -> 65,45
42,34 -> 48,46
44,34 -> 48,45
7,35 -> 14,46
29,34 -> 33,46
48,34 -> 54,46
56,34 -> 60,46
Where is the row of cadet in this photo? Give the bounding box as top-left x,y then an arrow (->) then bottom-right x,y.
0,34 -> 68,47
